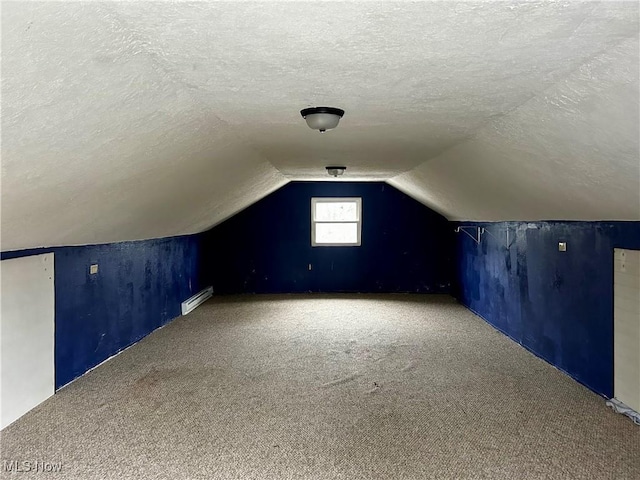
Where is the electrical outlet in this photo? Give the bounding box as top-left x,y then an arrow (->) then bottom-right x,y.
90,264 -> 99,274
558,242 -> 567,252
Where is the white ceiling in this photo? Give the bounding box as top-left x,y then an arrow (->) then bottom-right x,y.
2,1 -> 638,250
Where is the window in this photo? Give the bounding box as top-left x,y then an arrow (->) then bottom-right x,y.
311,197 -> 362,246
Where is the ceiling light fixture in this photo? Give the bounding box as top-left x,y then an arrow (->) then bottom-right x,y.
300,107 -> 345,133
326,166 -> 346,177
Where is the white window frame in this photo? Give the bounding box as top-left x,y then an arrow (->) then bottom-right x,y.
311,197 -> 362,247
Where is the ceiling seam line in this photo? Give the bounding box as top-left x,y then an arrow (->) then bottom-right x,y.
102,4 -> 288,185
388,30 -> 640,183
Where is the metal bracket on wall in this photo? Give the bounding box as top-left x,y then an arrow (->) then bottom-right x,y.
481,226 -> 515,250
454,226 -> 482,244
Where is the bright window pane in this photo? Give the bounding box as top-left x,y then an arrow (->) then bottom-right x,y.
315,202 -> 358,222
315,223 -> 358,244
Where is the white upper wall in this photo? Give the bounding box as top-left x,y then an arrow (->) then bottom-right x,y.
1,2 -> 638,250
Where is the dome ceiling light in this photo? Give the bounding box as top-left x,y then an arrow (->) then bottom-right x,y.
326,166 -> 346,177
300,107 -> 345,133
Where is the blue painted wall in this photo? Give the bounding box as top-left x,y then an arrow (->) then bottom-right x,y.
1,236 -> 202,388
453,221 -> 640,397
202,182 -> 452,294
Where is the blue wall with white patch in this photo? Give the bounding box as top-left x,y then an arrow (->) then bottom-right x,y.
453,221 -> 640,397
1,236 -> 202,388
201,181 -> 452,294
4,192 -> 637,401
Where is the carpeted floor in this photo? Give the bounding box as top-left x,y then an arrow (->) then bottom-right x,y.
1,295 -> 638,479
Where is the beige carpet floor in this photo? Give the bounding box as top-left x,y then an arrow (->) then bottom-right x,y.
1,294 -> 638,479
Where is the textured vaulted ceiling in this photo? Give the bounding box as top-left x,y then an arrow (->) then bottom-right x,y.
2,2 -> 638,250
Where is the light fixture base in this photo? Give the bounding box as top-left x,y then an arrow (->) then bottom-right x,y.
301,107 -> 345,132
326,166 -> 346,177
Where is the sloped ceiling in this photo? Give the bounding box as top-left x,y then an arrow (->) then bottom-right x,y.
389,32 -> 640,221
1,2 -> 638,251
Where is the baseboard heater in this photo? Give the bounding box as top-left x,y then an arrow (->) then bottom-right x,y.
181,286 -> 213,315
